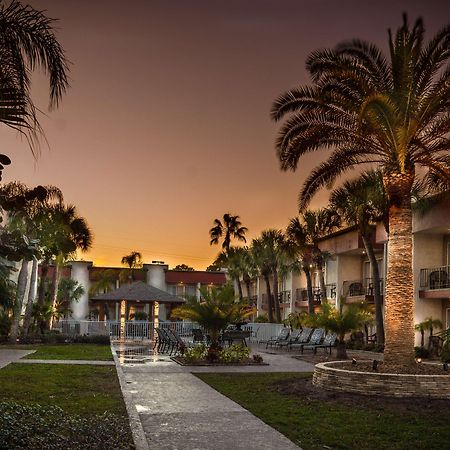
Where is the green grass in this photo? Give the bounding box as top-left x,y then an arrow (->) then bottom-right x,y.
1,343 -> 113,360
0,363 -> 125,416
195,372 -> 450,450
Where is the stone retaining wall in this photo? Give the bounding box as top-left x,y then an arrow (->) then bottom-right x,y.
313,361 -> 450,399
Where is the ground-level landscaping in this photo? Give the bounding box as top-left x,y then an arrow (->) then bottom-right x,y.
0,363 -> 133,449
0,343 -> 113,360
196,372 -> 450,450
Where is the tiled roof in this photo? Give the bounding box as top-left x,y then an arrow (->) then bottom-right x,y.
165,270 -> 227,284
92,281 -> 185,303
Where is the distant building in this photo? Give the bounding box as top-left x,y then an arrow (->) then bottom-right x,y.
42,261 -> 227,321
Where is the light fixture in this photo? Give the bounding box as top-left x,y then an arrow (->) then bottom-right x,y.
416,357 -> 422,364
352,358 -> 357,365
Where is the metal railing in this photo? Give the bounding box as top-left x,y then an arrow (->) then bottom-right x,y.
278,290 -> 291,304
420,265 -> 450,290
342,278 -> 384,297
53,320 -> 284,344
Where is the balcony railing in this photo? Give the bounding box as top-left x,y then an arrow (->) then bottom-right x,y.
278,290 -> 291,304
342,278 -> 384,297
420,265 -> 450,290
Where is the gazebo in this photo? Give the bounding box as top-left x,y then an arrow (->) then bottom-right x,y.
91,281 -> 185,322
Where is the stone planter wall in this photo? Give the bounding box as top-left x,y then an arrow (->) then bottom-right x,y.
313,361 -> 450,399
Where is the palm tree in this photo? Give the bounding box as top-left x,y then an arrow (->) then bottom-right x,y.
251,230 -> 286,323
271,16 -> 450,367
0,182 -> 63,341
286,217 -> 315,313
214,247 -> 245,299
287,210 -> 339,303
209,213 -> 247,253
329,171 -> 386,345
0,0 -> 69,163
171,285 -> 254,348
34,203 -> 92,328
120,251 -> 143,282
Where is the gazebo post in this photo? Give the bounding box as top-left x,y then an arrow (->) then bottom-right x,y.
120,299 -> 126,340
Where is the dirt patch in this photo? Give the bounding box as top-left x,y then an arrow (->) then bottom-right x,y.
274,375 -> 450,416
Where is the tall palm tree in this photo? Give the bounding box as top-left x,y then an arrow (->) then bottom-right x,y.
251,230 -> 286,323
271,16 -> 450,367
209,213 -> 247,253
285,218 -> 315,313
288,209 -> 339,302
214,247 -> 245,299
0,182 -> 63,341
329,170 -> 386,345
120,251 -> 143,282
0,0 -> 69,163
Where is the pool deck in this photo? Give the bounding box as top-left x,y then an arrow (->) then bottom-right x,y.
113,343 -> 314,450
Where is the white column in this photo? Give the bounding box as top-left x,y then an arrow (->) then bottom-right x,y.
70,261 -> 93,320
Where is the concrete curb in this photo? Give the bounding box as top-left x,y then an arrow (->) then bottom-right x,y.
111,343 -> 150,450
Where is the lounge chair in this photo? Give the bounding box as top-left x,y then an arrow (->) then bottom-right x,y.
261,328 -> 290,349
302,332 -> 337,354
276,329 -> 302,350
288,327 -> 313,351
291,328 -> 324,352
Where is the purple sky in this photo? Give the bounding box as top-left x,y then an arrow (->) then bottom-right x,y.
3,0 -> 448,269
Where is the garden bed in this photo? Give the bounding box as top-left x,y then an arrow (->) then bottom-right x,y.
172,356 -> 268,366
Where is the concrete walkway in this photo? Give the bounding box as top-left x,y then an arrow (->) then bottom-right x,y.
114,345 -> 314,450
0,349 -> 34,369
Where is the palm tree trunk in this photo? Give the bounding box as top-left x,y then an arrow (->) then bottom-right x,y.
235,276 -> 243,300
9,259 -> 30,343
23,256 -> 38,337
49,262 -> 61,329
273,270 -> 281,323
37,261 -> 49,306
303,266 -> 315,314
361,233 -> 385,346
383,171 -> 415,367
263,274 -> 273,322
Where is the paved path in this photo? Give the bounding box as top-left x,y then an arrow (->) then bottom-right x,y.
0,349 -> 34,368
114,345 -> 314,450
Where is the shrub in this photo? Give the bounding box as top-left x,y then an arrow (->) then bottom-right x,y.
133,311 -> 148,321
441,347 -> 450,363
218,344 -> 250,363
415,346 -> 430,359
252,354 -> 264,364
184,344 -> 207,362
0,402 -> 133,450
254,315 -> 268,323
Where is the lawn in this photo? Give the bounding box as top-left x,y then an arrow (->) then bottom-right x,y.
0,363 -> 123,415
1,343 -> 113,360
0,364 -> 134,449
195,372 -> 450,450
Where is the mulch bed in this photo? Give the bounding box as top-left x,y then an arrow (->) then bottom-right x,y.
172,356 -> 269,366
292,353 -> 449,375
273,376 -> 450,413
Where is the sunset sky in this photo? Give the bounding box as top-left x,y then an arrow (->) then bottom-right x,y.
3,0 -> 448,269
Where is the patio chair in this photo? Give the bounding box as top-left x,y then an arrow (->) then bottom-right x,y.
164,328 -> 187,355
260,328 -> 290,349
302,332 -> 337,354
192,328 -> 208,344
291,328 -> 325,353
276,329 -> 302,350
154,328 -> 170,353
288,327 -> 313,351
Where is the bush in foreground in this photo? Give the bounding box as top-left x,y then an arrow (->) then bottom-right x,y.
0,402 -> 134,450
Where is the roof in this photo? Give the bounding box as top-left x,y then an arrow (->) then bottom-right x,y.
92,281 -> 185,303
165,270 -> 227,284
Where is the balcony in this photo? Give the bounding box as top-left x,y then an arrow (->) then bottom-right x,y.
342,278 -> 384,304
294,288 -> 321,308
419,265 -> 450,299
278,290 -> 291,307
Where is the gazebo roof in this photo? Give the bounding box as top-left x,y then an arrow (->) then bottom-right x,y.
92,281 -> 185,303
